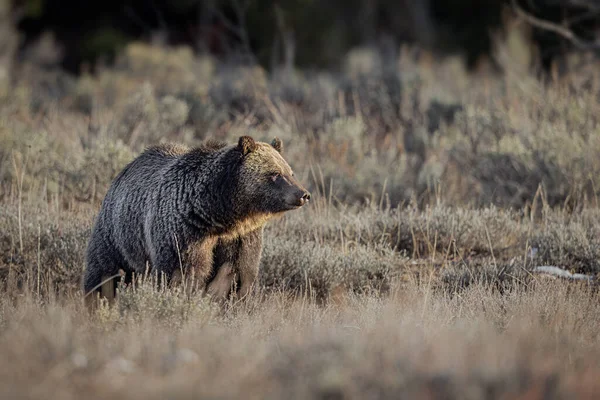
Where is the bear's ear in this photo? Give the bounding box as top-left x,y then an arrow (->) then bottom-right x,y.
238,136 -> 258,155
271,137 -> 283,153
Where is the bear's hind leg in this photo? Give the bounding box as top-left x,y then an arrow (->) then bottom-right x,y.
83,237 -> 126,309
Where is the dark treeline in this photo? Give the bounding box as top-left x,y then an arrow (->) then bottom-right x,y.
11,0 -> 600,74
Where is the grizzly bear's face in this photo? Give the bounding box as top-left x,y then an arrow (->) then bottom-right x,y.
237,136 -> 311,214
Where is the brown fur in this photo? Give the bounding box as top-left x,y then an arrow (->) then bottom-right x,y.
217,212 -> 283,241
205,262 -> 235,300
181,236 -> 219,283
150,143 -> 190,156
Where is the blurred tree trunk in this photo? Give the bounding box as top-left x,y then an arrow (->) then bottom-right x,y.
196,0 -> 215,53
0,0 -> 18,97
359,0 -> 377,44
274,3 -> 295,74
408,0 -> 435,47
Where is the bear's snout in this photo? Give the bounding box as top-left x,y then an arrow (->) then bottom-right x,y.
299,191 -> 311,206
276,173 -> 311,210
284,188 -> 311,209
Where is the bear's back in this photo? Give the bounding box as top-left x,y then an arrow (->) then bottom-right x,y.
109,140 -> 228,198
97,143 -> 194,270
144,143 -> 190,158
110,144 -> 186,190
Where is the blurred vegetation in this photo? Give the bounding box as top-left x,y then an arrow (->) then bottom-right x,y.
4,32 -> 600,210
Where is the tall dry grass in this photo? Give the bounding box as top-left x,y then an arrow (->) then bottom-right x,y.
1,279 -> 599,399
0,38 -> 600,398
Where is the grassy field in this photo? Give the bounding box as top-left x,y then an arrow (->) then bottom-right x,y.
1,41 -> 600,399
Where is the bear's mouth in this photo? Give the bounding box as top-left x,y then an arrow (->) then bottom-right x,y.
283,202 -> 302,210
283,200 -> 305,211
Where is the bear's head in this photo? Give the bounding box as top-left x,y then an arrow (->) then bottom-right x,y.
236,135 -> 311,214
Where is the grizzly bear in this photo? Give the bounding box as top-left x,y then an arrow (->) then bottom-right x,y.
83,135 -> 310,303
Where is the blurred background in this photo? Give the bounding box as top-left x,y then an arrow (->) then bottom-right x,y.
3,0 -> 600,212
6,0 -> 600,74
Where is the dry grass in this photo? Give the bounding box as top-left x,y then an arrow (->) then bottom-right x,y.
1,280 -> 599,399
1,40 -> 600,398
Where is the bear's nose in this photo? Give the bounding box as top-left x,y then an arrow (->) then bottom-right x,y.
300,192 -> 311,205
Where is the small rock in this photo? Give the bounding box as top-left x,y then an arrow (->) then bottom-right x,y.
106,357 -> 136,374
71,352 -> 88,369
175,348 -> 199,364
533,266 -> 594,281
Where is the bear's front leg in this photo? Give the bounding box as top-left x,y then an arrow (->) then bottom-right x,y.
235,227 -> 264,298
209,228 -> 263,297
206,262 -> 235,300
211,227 -> 263,300
172,236 -> 218,292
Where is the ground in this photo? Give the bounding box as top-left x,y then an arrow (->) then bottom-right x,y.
1,41 -> 600,399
